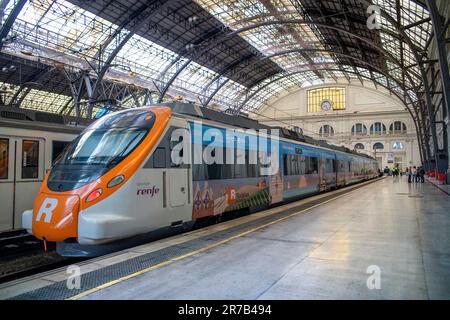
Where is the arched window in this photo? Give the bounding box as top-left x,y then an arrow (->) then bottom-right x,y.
373,142 -> 384,150
392,141 -> 404,150
355,143 -> 365,150
370,122 -> 386,135
319,125 -> 334,137
389,121 -> 407,134
351,123 -> 367,135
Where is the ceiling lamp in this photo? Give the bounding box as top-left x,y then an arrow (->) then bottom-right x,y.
20,49 -> 33,56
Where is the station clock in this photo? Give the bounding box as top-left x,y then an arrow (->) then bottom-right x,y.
320,99 -> 333,111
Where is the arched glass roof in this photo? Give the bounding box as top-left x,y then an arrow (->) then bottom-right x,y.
0,0 -> 435,116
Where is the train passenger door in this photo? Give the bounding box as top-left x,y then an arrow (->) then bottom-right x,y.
141,122 -> 192,228
319,157 -> 326,191
169,168 -> 189,207
0,137 -> 45,231
168,125 -> 190,208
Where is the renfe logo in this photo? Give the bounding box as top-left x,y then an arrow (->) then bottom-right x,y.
36,198 -> 58,223
137,185 -> 160,197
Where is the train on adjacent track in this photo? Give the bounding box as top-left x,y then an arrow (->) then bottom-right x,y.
3,103 -> 378,257
0,107 -> 82,233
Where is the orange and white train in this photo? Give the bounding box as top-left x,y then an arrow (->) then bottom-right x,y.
20,103 -> 379,256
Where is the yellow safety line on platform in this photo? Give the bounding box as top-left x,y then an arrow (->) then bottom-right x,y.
67,178 -> 382,300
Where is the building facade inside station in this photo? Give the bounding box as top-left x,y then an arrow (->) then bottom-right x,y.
256,82 -> 422,170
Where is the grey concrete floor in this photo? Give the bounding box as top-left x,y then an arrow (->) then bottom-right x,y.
81,178 -> 450,300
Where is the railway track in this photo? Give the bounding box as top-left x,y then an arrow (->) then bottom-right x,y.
0,212 -> 239,284
0,230 -> 82,284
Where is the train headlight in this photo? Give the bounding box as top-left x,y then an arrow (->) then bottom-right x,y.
86,188 -> 103,203
107,175 -> 125,188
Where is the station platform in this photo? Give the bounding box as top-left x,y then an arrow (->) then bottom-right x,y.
1,177 -> 450,300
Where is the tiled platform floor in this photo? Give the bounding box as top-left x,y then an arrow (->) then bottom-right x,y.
80,177 -> 450,299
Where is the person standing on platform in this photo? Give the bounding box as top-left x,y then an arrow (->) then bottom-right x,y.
419,166 -> 425,183
412,166 -> 417,183
406,167 -> 411,183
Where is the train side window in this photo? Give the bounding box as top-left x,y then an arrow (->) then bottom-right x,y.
144,126 -> 187,169
234,148 -> 247,179
153,147 -> 166,168
52,140 -> 71,164
283,154 -> 294,176
339,160 -> 347,171
283,154 -> 305,176
283,155 -> 289,176
246,149 -> 259,178
0,139 -> 8,179
22,140 -> 39,179
305,156 -> 318,174
325,158 -> 334,173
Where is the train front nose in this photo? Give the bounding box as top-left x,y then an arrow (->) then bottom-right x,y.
30,192 -> 80,242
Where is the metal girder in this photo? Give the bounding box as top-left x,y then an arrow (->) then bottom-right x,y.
228,19 -> 423,83
58,97 -> 73,115
156,24 -> 229,103
201,53 -> 262,106
203,78 -> 230,107
0,0 -> 26,51
260,0 -> 324,80
427,0 -> 450,178
0,0 -> 10,21
427,0 -> 450,127
314,0 -> 360,84
62,68 -> 91,119
8,66 -> 53,107
353,0 -> 439,167
402,17 -> 432,30
154,0 -> 237,102
88,30 -> 134,112
87,0 -> 169,117
157,58 -> 191,103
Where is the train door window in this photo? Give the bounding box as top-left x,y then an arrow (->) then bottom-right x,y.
153,147 -> 166,168
0,139 -> 8,179
52,140 -> 70,164
22,140 -> 39,179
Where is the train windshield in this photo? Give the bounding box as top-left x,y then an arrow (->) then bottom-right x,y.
57,128 -> 147,166
47,109 -> 155,192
